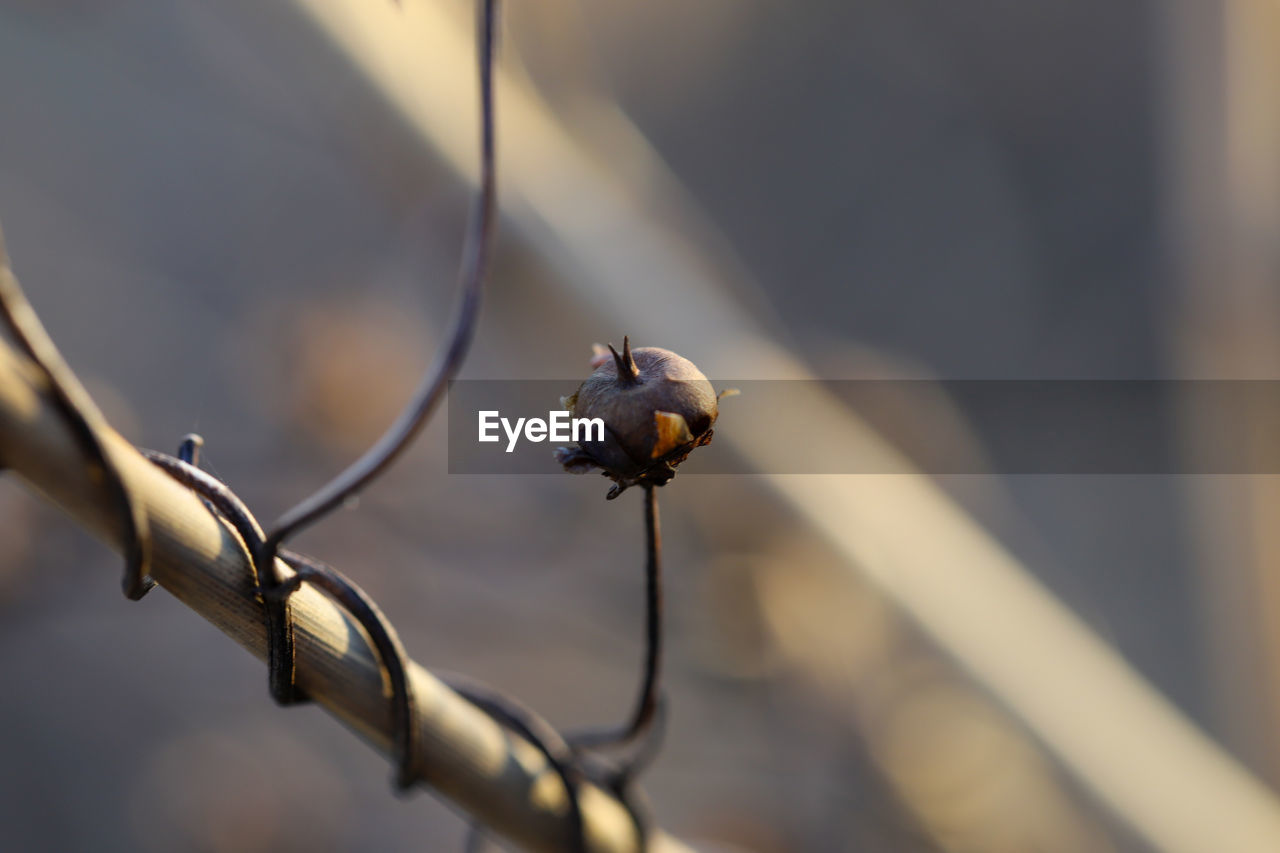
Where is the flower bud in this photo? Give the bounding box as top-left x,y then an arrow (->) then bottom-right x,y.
555,337 -> 720,498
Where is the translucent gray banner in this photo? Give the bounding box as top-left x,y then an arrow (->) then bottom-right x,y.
446,380 -> 1280,475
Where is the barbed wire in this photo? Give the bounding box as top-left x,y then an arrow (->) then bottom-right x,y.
0,1 -> 687,850
0,259 -> 691,853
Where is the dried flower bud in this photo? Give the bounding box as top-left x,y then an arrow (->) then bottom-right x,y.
555,337 -> 721,499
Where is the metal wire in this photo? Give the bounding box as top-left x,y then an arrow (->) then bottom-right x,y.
0,2 -> 672,847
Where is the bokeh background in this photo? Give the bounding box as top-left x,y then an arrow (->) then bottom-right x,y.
1,1 -> 1279,851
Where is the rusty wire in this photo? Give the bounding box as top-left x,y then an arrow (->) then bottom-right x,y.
0,326 -> 692,852
0,0 -> 683,849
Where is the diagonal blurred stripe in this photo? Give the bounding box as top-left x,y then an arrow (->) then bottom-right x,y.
235,2 -> 1280,851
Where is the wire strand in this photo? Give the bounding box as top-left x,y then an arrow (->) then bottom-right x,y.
264,0 -> 499,559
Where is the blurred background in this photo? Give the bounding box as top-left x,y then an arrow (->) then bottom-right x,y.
1,0 -> 1279,850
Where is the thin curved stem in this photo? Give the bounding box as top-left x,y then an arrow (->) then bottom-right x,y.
633,484 -> 663,739
263,0 -> 499,564
573,484 -> 664,751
